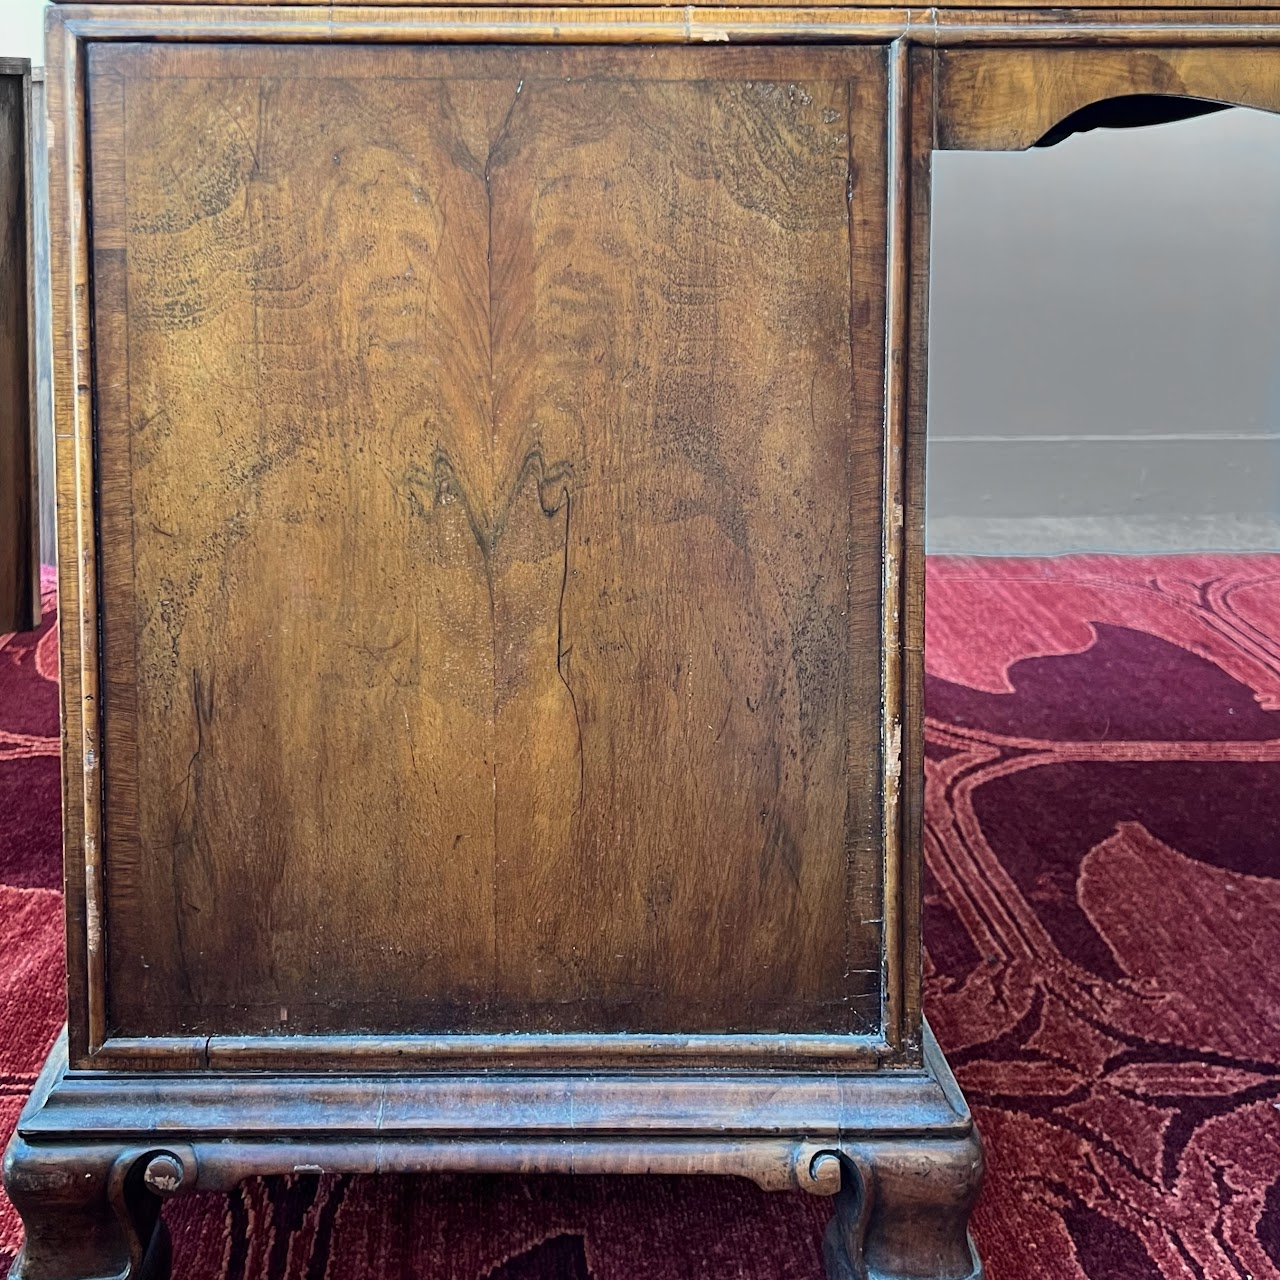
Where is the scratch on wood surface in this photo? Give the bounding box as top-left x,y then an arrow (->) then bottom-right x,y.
885,721 -> 902,781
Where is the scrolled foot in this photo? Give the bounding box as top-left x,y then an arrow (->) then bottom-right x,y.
2,1135 -> 190,1280
819,1132 -> 983,1280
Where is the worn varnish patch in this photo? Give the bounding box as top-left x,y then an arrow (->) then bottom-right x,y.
88,43 -> 888,1038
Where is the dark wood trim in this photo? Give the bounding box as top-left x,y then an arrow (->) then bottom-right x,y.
900,42 -> 937,1062
30,73 -> 56,569
0,59 -> 38,636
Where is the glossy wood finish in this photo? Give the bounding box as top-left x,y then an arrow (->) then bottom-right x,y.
7,1029 -> 983,1279
938,45 -> 1280,149
16,3 -> 1280,1278
49,0 -> 1280,8
45,5 -> 1280,45
18,1028 -> 970,1156
45,9 -> 99,1060
87,41 -> 888,1042
0,59 -> 37,637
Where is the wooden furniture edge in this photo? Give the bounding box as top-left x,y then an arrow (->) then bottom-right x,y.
45,5 -> 1280,44
89,1033 -> 894,1072
43,0 -> 1280,10
6,1023 -> 984,1276
15,1021 -> 973,1175
46,1 -> 99,1068
0,1018 -> 983,1280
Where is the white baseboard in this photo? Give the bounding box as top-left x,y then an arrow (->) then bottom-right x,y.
926,514 -> 1280,556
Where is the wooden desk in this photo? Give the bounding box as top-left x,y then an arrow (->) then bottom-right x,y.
6,5 -> 1278,1277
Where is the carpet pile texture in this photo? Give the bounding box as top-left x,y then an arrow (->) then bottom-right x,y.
2,556 -> 1278,1279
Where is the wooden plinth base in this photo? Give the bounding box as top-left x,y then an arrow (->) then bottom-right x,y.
5,1024 -> 982,1280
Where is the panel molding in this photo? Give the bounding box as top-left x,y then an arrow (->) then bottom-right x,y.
51,11 -> 910,1068
89,1031 -> 891,1072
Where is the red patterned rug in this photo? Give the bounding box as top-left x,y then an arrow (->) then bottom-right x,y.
2,556 -> 1278,1279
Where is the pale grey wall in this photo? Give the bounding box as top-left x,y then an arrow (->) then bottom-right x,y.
928,108 -> 1280,553
0,0 -> 44,64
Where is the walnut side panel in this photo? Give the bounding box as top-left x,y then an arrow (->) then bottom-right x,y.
87,42 -> 890,1041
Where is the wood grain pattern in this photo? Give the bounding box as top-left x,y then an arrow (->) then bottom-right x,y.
50,5 -> 1280,47
87,42 -> 888,1039
49,0 -> 1280,8
899,42 -> 936,1062
0,62 -> 37,636
938,45 -> 1280,149
6,1026 -> 983,1280
880,37 -> 908,1053
47,10 -> 106,1066
91,1030 -> 887,1071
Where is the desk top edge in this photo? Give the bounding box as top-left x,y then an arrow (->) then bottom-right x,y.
45,0 -> 1280,8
